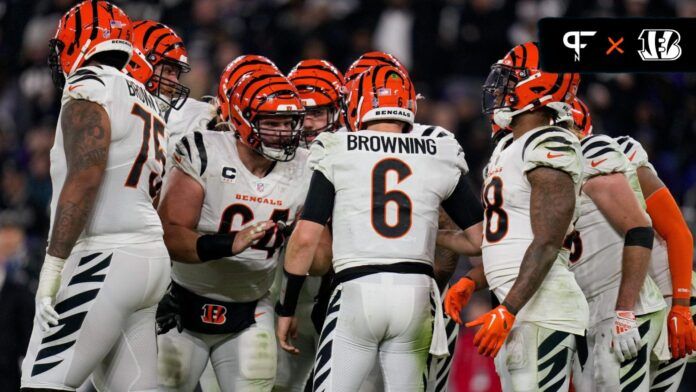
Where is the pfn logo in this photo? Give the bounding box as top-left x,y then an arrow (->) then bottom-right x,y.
563,31 -> 597,61
201,304 -> 227,325
638,29 -> 682,61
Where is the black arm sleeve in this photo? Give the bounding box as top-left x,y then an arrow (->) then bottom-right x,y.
441,175 -> 484,230
300,170 -> 336,225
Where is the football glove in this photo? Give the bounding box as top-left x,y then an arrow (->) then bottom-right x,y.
466,304 -> 515,357
444,277 -> 476,324
156,286 -> 182,335
36,254 -> 66,332
611,310 -> 642,362
668,305 -> 696,359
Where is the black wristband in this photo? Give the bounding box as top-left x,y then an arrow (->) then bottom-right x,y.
275,269 -> 307,317
501,300 -> 519,316
624,226 -> 654,249
196,233 -> 236,262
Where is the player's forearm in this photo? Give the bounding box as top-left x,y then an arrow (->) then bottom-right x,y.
309,228 -> 333,276
436,227 -> 482,256
616,246 -> 652,310
47,175 -> 103,258
466,264 -> 488,291
503,240 -> 560,314
285,220 -> 323,276
162,223 -> 202,263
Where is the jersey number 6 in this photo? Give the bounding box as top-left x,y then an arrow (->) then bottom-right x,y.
371,158 -> 412,238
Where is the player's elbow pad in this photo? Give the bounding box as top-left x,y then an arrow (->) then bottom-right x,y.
624,226 -> 654,249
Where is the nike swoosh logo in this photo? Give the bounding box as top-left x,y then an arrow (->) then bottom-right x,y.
67,85 -> 83,92
487,314 -> 497,329
672,317 -> 679,331
591,158 -> 607,167
628,151 -> 637,161
547,152 -> 565,159
255,312 -> 266,318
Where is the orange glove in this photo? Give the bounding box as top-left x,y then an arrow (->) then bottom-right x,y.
444,277 -> 476,324
465,304 -> 515,357
668,305 -> 696,359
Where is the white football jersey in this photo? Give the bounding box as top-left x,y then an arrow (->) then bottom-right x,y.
50,65 -> 166,251
481,126 -> 589,335
615,135 -> 674,296
411,123 -> 455,139
309,130 -> 468,273
570,134 -> 665,324
169,132 -> 312,302
163,97 -> 217,162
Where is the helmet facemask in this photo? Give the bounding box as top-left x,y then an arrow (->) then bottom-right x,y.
148,54 -> 191,110
252,112 -> 304,162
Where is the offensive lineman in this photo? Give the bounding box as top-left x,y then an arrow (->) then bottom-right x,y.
22,2 -> 170,390
446,42 -> 588,392
550,98 -> 667,391
155,66 -> 316,391
276,64 -> 484,391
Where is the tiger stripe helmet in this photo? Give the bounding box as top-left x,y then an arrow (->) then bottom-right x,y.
344,51 -> 409,83
48,0 -> 132,90
345,65 -> 416,132
482,42 -> 580,129
223,68 -> 304,161
126,20 -> 190,109
217,55 -> 279,124
288,59 -> 345,142
570,97 -> 592,137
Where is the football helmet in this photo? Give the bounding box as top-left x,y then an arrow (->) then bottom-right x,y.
221,68 -> 304,161
288,59 -> 345,145
48,0 -> 132,90
126,20 -> 190,110
344,65 -> 416,132
549,97 -> 592,138
217,55 -> 279,125
482,42 -> 580,129
344,51 -> 408,83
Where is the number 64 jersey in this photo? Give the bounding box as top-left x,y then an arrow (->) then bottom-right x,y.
170,131 -> 312,302
481,126 -> 589,336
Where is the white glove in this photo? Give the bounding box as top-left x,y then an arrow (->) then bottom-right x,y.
36,254 -> 66,332
611,310 -> 642,362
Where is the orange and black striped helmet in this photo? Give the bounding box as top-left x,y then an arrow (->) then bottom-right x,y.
344,65 -> 416,132
217,55 -> 278,124
482,42 -> 580,129
126,20 -> 190,110
344,51 -> 408,83
223,68 -> 304,161
570,97 -> 592,137
288,59 -> 345,144
48,0 -> 132,90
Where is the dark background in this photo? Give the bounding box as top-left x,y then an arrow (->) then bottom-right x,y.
0,0 -> 694,390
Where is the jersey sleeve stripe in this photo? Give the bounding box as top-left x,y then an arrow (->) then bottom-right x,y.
623,141 -> 635,154
193,132 -> 208,176
535,136 -> 572,149
68,74 -> 105,86
180,136 -> 192,162
436,131 -> 448,137
422,126 -> 436,137
586,147 -> 616,159
581,140 -> 609,154
615,136 -> 629,144
70,69 -> 98,77
522,128 -> 558,159
580,135 -> 597,146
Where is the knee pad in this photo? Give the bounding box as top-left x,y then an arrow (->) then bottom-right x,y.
239,328 -> 277,380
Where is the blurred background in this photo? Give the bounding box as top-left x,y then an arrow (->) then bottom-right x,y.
0,0 -> 694,390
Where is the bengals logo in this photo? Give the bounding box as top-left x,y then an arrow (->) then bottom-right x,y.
201,304 -> 227,325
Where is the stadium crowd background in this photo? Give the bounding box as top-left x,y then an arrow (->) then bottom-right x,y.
0,0 -> 694,390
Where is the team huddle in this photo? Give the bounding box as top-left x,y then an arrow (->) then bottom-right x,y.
20,1 -> 696,392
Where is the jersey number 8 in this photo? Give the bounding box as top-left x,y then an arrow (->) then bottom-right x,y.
483,176 -> 508,242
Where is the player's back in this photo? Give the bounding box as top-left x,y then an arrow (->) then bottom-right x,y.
309,130 -> 467,273
50,65 -> 166,250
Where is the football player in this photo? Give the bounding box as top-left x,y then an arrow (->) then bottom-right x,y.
22,2 -> 170,391
155,66 -> 319,391
275,64 -> 484,391
344,51 -> 464,392
445,42 -> 588,392
270,58 -> 345,392
125,20 -> 218,163
568,100 -> 695,391
549,97 -> 667,391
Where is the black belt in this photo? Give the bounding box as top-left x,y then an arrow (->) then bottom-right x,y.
330,262 -> 434,293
